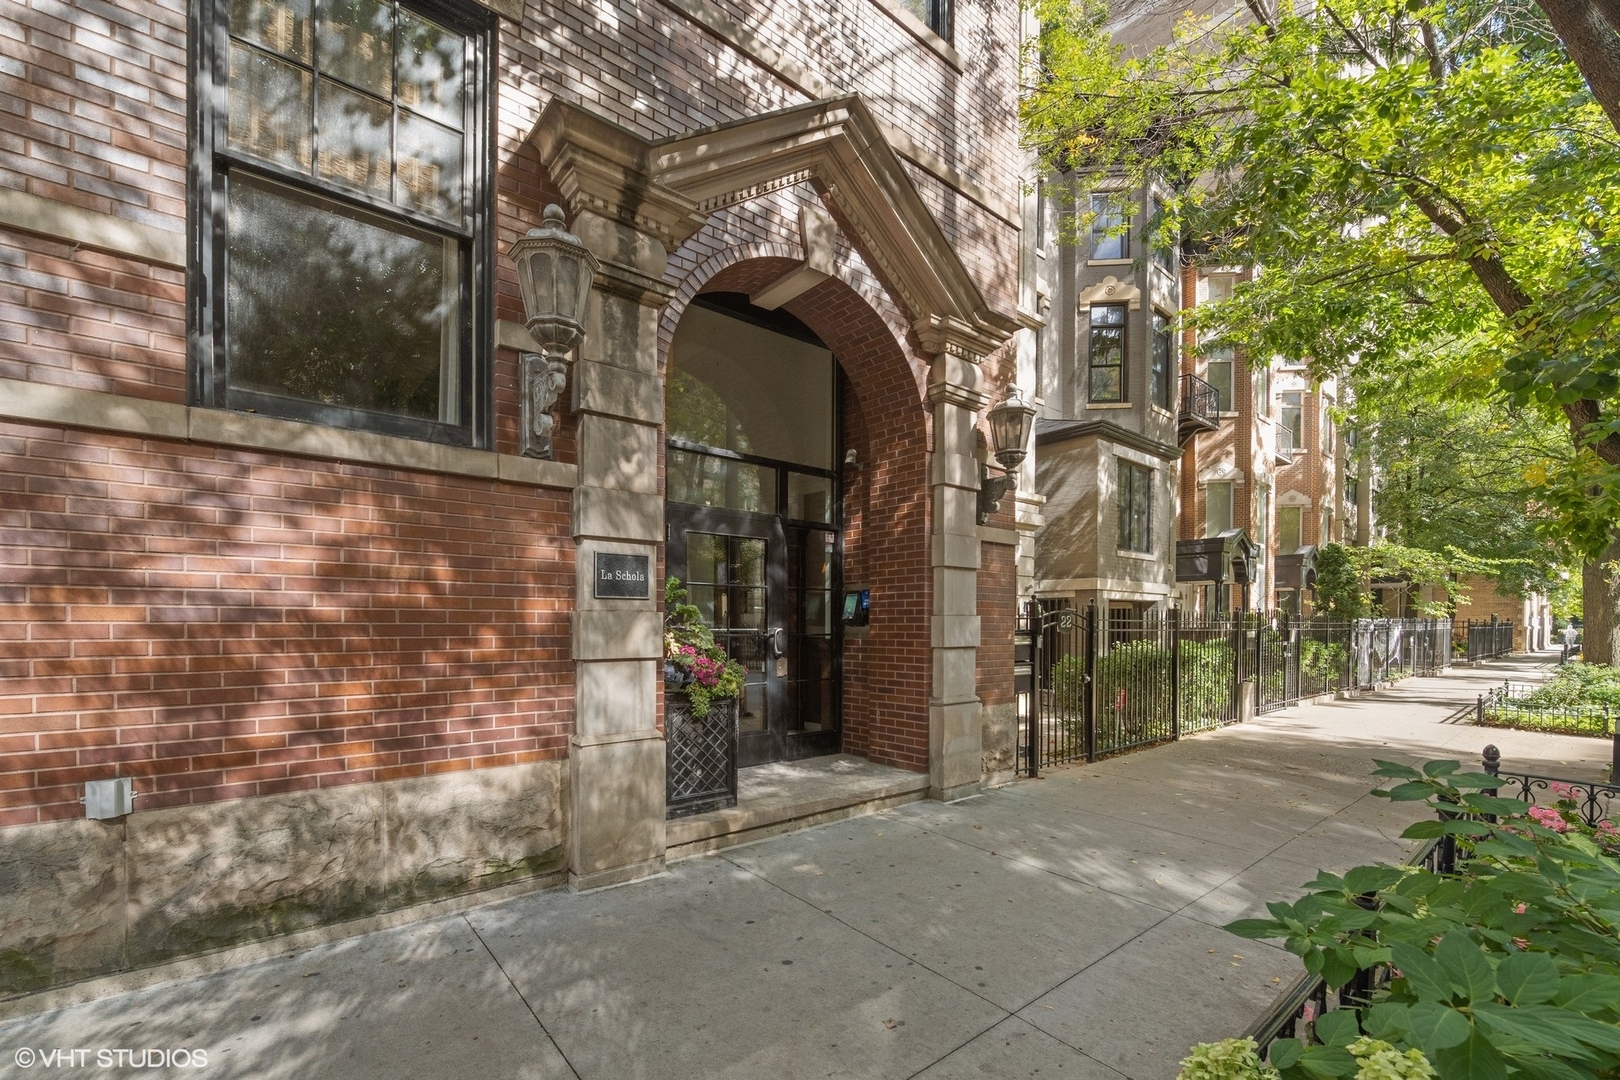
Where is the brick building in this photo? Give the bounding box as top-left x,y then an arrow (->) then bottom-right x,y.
1175,266 -> 1354,614
0,0 -> 1035,991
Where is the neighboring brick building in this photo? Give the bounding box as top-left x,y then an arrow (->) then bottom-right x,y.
0,0 -> 1033,991
1176,266 -> 1353,614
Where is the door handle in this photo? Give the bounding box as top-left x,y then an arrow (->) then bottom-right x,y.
768,627 -> 786,656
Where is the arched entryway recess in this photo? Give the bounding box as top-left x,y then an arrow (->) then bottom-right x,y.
527,96 -> 1020,890
661,245 -> 934,776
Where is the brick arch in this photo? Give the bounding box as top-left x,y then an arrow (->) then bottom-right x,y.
660,251 -> 934,773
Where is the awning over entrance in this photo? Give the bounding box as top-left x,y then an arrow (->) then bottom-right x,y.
1276,544 -> 1319,592
1175,529 -> 1258,586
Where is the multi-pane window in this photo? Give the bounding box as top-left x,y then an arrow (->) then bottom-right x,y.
1150,312 -> 1173,410
1090,194 -> 1130,260
1088,304 -> 1126,403
1280,391 -> 1305,448
898,0 -> 952,38
1278,505 -> 1303,553
1116,459 -> 1153,553
196,0 -> 490,445
1205,346 -> 1234,412
1204,481 -> 1233,537
1148,195 -> 1176,276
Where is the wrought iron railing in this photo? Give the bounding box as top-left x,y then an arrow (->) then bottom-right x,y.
1274,422 -> 1296,463
1178,373 -> 1221,443
1015,608 -> 1452,776
1464,618 -> 1514,662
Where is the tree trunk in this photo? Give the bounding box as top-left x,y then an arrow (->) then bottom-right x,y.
1537,0 -> 1620,135
1581,531 -> 1620,666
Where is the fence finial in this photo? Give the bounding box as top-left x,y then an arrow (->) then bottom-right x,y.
1482,744 -> 1501,776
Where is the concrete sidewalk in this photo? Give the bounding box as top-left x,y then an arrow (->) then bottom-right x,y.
1,654 -> 1610,1080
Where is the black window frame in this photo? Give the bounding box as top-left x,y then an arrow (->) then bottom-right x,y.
1150,311 -> 1173,411
1087,303 -> 1127,404
1116,458 -> 1153,554
188,0 -> 495,449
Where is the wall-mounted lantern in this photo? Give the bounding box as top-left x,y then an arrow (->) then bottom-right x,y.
977,387 -> 1037,525
510,204 -> 600,459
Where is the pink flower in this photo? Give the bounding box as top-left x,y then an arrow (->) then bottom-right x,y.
1514,903 -> 1527,914
1527,806 -> 1569,833
1550,782 -> 1575,797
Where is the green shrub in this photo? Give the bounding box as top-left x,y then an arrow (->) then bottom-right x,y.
1224,761 -> 1620,1080
1300,639 -> 1347,683
1521,663 -> 1620,709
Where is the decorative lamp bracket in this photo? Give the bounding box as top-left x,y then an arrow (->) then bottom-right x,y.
510,204 -> 599,459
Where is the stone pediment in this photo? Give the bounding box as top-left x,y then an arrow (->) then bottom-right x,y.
531,96 -> 1018,361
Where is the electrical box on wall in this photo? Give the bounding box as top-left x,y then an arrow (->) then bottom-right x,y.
84,778 -> 134,820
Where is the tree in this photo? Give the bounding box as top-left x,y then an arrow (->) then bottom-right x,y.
1023,0 -> 1620,659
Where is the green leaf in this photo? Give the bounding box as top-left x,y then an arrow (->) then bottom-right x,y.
1406,1001 -> 1473,1051
1401,819 -> 1445,839
1314,1008 -> 1360,1048
1385,781 -> 1439,802
1434,932 -> 1496,1002
1297,1044 -> 1358,1078
1362,1001 -> 1410,1040
1434,1030 -> 1509,1080
1495,952 -> 1560,1006
1448,772 -> 1506,790
1391,941 -> 1456,1003
1459,794 -> 1532,817
1372,760 -> 1423,780
1344,865 -> 1405,894
1555,974 -> 1620,1015
1269,1038 -> 1304,1070
1425,760 -> 1462,777
1226,918 -> 1287,939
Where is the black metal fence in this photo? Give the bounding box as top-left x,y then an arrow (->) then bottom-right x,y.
1476,682 -> 1619,775
665,695 -> 739,818
1017,605 -> 1450,774
1464,617 -> 1514,662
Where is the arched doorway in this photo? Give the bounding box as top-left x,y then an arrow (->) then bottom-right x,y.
664,292 -> 844,766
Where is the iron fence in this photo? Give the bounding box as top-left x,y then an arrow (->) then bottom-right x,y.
1464,617 -> 1514,662
1016,607 -> 1451,775
1476,682 -> 1619,774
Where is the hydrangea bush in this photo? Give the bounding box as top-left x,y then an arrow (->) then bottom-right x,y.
1182,760 -> 1620,1080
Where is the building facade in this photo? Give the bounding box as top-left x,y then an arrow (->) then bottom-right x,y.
0,0 -> 1033,991
1030,183 -> 1186,619
1176,266 -> 1354,615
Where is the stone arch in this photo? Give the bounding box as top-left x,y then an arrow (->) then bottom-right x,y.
659,247 -> 934,770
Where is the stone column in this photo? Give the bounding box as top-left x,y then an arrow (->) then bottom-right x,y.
921,324 -> 993,801
563,211 -> 674,890
535,102 -> 708,891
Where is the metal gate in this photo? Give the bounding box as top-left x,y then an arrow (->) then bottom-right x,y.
1018,601 -> 1241,775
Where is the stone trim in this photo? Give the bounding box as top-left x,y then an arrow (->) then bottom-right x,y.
865,0 -> 964,70
0,379 -> 578,490
977,525 -> 1019,546
0,188 -> 184,268
650,0 -> 1015,226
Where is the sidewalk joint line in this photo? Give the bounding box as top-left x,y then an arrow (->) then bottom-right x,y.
463,913 -> 583,1080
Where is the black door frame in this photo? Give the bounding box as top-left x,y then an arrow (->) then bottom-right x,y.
667,502 -> 842,766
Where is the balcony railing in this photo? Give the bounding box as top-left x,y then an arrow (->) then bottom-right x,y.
1274,422 -> 1296,463
1177,373 -> 1220,445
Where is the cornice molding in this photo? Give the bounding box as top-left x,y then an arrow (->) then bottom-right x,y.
1034,417 -> 1182,462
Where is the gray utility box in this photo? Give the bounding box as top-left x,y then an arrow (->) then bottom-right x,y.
84,778 -> 134,820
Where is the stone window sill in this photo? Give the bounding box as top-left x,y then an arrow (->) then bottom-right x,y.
866,0 -> 964,69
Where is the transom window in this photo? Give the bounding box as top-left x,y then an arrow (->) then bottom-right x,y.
194,0 -> 491,446
1116,459 -> 1153,553
1088,304 -> 1126,404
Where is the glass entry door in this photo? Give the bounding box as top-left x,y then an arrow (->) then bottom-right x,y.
669,505 -> 838,767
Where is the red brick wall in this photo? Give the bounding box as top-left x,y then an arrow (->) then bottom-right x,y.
976,541 -> 1016,709
0,423 -> 574,826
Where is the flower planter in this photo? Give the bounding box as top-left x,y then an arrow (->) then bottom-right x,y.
664,689 -> 739,819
